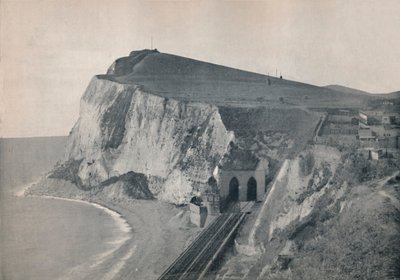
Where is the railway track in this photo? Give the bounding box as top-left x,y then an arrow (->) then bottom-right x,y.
158,202 -> 253,280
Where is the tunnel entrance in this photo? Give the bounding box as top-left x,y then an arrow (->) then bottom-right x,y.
228,177 -> 239,202
247,177 -> 257,201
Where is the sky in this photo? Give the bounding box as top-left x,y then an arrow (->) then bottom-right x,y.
1,0 -> 400,137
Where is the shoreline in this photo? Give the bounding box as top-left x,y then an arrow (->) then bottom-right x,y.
16,178 -> 201,279
14,181 -> 39,197
15,182 -> 131,235
15,182 -> 134,280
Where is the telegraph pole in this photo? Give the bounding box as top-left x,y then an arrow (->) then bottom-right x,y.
151,36 -> 153,50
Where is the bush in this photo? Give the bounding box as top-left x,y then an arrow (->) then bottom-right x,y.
299,152 -> 315,177
333,152 -> 400,186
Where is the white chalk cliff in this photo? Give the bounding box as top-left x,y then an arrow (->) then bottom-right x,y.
55,49 -> 323,203
63,76 -> 233,203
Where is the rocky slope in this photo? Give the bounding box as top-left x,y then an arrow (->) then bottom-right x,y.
53,77 -> 233,203
217,145 -> 400,280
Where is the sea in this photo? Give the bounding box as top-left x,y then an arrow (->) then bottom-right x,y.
0,137 -> 125,280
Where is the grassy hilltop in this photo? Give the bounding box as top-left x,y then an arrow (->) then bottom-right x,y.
102,49 -> 373,108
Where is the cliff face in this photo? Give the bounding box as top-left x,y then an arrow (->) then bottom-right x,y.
52,50 -> 326,203
62,76 -> 233,203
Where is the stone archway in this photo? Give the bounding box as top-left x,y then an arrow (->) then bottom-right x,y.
247,177 -> 257,201
228,177 -> 239,202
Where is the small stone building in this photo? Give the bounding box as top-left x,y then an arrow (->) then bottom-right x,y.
202,192 -> 220,216
370,149 -> 383,160
198,176 -> 221,216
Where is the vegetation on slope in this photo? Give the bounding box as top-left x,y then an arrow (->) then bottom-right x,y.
218,146 -> 400,280
264,152 -> 399,280
332,149 -> 400,186
299,151 -> 315,177
285,175 -> 400,280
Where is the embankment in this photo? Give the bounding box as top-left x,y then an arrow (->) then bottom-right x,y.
217,145 -> 400,280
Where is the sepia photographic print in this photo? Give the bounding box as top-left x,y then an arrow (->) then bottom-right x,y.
1,1 -> 400,279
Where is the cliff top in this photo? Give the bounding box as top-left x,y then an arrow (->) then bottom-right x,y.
98,49 -> 374,108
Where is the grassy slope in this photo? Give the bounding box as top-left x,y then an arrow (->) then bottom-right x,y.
101,50 -> 371,108
325,84 -> 371,95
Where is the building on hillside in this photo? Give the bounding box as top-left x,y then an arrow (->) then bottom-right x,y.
359,112 -> 369,125
370,149 -> 383,160
358,124 -> 400,149
382,114 -> 396,125
338,109 -> 352,116
359,111 -> 382,125
360,148 -> 384,160
351,117 -> 360,125
358,127 -> 376,148
382,100 -> 394,106
372,125 -> 400,149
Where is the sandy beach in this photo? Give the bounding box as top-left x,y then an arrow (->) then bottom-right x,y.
1,137 -> 201,280
23,178 -> 202,280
